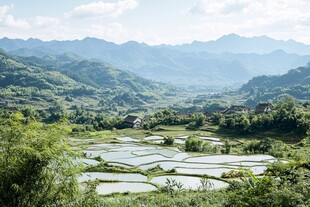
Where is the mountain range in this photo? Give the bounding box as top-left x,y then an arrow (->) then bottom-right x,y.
1,34 -> 310,87
0,49 -> 172,114
163,33 -> 310,55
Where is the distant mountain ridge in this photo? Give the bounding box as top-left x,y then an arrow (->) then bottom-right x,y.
1,34 -> 310,87
164,34 -> 310,55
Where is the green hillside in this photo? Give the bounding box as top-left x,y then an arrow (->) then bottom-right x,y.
0,51 -> 173,115
241,63 -> 310,103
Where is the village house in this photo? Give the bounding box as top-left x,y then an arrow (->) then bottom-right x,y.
123,115 -> 142,129
255,103 -> 274,113
221,105 -> 250,114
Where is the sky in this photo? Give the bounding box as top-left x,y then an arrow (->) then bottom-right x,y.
0,0 -> 310,45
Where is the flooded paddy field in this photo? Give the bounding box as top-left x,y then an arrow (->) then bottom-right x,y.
74,136 -> 276,195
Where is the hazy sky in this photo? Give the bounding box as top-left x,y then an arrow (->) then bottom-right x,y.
1,0 -> 310,45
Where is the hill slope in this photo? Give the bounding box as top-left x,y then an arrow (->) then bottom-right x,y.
241,63 -> 310,102
0,50 -> 173,114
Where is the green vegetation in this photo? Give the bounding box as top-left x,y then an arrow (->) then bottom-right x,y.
225,164 -> 310,207
163,136 -> 175,145
0,112 -> 81,207
243,138 -> 289,158
185,136 -> 203,152
221,169 -> 247,178
218,96 -> 310,137
0,48 -> 309,206
241,63 -> 310,102
0,50 -> 175,116
0,106 -> 309,206
80,161 -> 310,207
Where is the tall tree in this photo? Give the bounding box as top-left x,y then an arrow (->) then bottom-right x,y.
0,112 -> 81,207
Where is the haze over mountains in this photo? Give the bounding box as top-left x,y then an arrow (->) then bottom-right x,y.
165,33 -> 310,55
1,34 -> 310,87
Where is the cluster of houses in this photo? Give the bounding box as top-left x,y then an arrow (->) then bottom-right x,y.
196,93 -> 223,99
122,103 -> 274,129
220,103 -> 274,114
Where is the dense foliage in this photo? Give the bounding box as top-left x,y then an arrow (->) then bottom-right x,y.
243,138 -> 289,158
0,51 -> 173,115
185,136 -> 203,152
218,97 -> 310,136
0,112 -> 80,206
0,112 -> 108,207
225,163 -> 310,207
241,63 -> 310,102
145,110 -> 192,129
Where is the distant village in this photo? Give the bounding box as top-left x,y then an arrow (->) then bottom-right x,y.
1,97 -> 274,130
123,103 -> 274,129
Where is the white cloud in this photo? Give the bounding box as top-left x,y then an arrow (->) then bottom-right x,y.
67,0 -> 139,19
34,16 -> 59,27
0,5 -> 11,18
190,0 -> 252,16
0,5 -> 29,29
186,0 -> 310,43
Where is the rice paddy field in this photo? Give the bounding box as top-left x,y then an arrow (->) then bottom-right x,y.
71,127 -> 282,195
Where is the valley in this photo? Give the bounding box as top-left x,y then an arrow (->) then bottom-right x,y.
0,34 -> 309,207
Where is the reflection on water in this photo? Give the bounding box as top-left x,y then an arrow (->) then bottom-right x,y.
96,182 -> 157,195
78,172 -> 147,182
75,140 -> 276,194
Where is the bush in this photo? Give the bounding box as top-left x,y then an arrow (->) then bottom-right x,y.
221,169 -> 247,178
202,142 -> 219,153
185,136 -> 203,152
243,138 -> 289,158
164,136 -> 175,145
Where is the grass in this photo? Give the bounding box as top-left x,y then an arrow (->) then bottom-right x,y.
98,188 -> 226,207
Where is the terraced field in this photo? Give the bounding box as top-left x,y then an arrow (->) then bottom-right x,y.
72,136 -> 276,195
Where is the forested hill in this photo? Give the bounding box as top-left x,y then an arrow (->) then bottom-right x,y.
241,63 -> 310,102
16,53 -> 163,92
0,50 -> 173,114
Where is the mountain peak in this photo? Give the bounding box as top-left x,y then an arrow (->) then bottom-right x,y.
218,33 -> 242,40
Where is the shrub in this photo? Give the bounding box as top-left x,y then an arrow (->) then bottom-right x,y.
221,169 -> 247,178
164,136 -> 175,145
185,136 -> 203,152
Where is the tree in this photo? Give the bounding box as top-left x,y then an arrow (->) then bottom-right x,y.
224,140 -> 231,154
164,136 -> 175,145
185,136 -> 203,152
0,112 -> 81,207
193,113 -> 206,127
